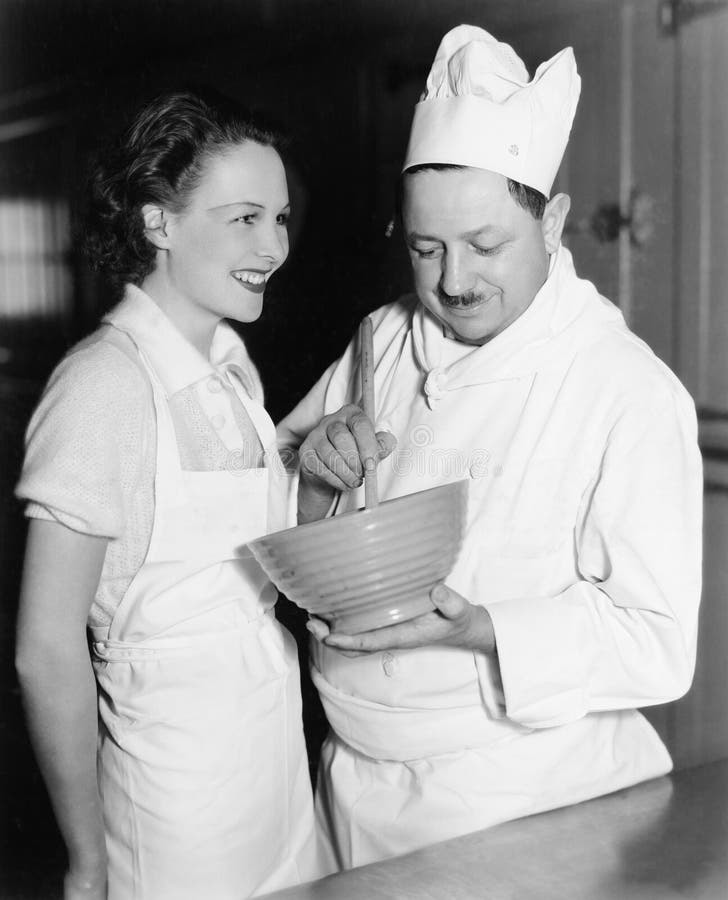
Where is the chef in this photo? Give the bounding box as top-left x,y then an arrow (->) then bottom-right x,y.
283,25 -> 703,869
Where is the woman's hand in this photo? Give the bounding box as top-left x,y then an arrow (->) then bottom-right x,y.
16,520 -> 109,900
296,404 -> 396,523
308,584 -> 497,655
64,858 -> 107,900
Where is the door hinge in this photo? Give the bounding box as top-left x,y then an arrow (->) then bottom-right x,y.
659,0 -> 728,35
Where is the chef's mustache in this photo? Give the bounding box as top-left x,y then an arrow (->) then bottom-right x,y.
436,286 -> 486,307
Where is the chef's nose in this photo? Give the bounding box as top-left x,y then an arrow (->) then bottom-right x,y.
440,250 -> 474,297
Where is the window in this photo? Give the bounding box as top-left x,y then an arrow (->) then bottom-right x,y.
0,198 -> 72,321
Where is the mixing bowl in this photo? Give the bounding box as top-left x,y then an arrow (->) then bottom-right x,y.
247,479 -> 468,634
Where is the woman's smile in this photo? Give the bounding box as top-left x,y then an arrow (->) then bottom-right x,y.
232,268 -> 270,293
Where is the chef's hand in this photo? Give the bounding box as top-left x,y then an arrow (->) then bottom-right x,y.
297,404 -> 396,524
307,584 -> 496,655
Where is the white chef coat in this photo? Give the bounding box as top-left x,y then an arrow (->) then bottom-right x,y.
277,245 -> 703,869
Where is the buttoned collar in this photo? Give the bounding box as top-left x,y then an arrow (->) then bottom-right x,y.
103,285 -> 261,401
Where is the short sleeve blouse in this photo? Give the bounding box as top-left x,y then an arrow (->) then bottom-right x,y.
16,329 -> 156,626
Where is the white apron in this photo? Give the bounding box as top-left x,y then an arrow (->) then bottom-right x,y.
313,674 -> 671,869
90,325 -> 320,899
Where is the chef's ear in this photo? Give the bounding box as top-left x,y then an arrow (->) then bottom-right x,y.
541,193 -> 570,254
142,204 -> 172,250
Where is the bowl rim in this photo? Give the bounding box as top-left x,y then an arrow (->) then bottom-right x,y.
247,478 -> 469,550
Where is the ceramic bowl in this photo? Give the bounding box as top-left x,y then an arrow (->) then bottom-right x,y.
247,479 -> 468,634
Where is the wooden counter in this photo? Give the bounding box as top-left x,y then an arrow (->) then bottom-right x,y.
263,759 -> 728,899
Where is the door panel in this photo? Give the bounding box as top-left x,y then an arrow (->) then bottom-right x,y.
673,2 -> 728,768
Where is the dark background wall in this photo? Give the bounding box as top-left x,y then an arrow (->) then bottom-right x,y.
1,0 -> 584,412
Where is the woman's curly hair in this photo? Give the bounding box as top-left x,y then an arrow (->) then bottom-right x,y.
84,88 -> 284,291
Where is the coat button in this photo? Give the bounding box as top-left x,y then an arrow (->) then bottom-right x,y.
382,651 -> 398,677
207,377 -> 223,393
424,367 -> 447,408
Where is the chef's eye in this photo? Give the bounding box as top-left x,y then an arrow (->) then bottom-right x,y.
411,245 -> 441,259
473,243 -> 503,256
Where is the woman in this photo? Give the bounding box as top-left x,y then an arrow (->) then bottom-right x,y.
15,89 -> 321,900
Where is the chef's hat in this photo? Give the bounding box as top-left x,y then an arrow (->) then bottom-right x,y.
402,25 -> 581,198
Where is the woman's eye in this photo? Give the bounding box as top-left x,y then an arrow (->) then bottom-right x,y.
233,214 -> 256,224
276,213 -> 290,226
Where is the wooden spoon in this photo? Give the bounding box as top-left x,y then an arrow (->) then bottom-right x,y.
360,316 -> 379,509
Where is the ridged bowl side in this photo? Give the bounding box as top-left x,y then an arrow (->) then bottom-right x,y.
248,480 -> 468,633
